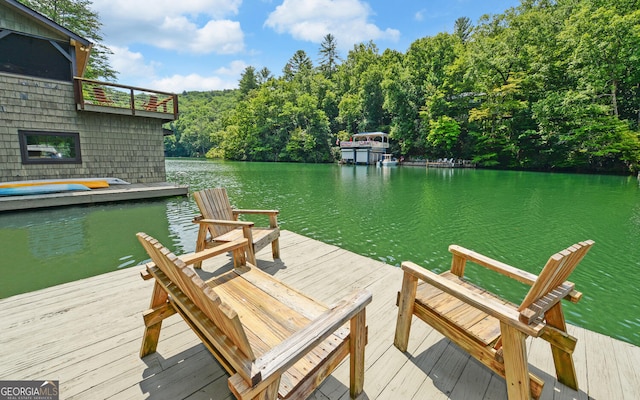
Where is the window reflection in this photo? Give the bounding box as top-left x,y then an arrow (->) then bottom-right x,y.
19,131 -> 81,164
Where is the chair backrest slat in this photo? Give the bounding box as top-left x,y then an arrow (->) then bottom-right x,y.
137,232 -> 255,360
518,240 -> 594,313
193,188 -> 235,236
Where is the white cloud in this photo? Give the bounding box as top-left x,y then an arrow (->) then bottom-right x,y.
265,0 -> 400,49
150,73 -> 239,92
214,60 -> 249,77
415,9 -> 425,21
92,0 -> 241,22
154,17 -> 244,54
139,60 -> 247,92
91,0 -> 245,55
108,46 -> 158,80
107,44 -> 245,92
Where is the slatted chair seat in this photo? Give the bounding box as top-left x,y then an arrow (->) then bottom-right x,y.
214,226 -> 280,256
394,240 -> 594,400
415,271 -> 510,346
193,187 -> 280,268
137,232 -> 371,400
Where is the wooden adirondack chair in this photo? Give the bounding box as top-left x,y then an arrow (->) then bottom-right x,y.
193,187 -> 280,268
143,95 -> 158,111
137,232 -> 371,400
394,240 -> 594,400
91,85 -> 114,105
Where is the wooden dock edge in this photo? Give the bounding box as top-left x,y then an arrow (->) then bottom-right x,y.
0,182 -> 188,212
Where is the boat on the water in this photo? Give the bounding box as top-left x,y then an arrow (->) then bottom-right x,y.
380,154 -> 398,167
0,183 -> 91,196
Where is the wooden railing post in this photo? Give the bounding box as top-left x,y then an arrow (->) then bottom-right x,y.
130,88 -> 135,115
73,78 -> 85,110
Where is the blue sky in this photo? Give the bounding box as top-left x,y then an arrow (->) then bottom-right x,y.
90,0 -> 521,93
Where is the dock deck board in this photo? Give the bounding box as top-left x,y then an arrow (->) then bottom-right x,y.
1,230 -> 637,399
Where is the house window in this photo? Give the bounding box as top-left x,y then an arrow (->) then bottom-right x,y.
19,131 -> 81,164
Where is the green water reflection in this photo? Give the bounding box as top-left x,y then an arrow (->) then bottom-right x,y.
1,158 -> 639,347
0,202 -> 176,296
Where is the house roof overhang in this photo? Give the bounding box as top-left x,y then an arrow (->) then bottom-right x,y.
2,0 -> 93,77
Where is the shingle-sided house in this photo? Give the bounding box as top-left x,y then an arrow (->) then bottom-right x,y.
0,0 -> 178,184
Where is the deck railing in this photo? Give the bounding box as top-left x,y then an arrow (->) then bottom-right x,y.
340,140 -> 389,149
73,78 -> 178,120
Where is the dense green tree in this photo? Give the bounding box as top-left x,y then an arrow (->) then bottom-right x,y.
382,50 -> 422,155
403,33 -> 466,158
169,0 -> 640,173
559,4 -> 640,121
283,50 -> 313,81
334,41 -> 387,134
167,90 -> 238,157
427,115 -> 461,157
257,67 -> 272,84
318,33 -> 341,78
239,66 -> 259,97
453,17 -> 472,43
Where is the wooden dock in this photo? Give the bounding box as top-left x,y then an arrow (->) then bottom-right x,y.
1,230 -> 638,399
426,159 -> 476,168
0,182 -> 188,212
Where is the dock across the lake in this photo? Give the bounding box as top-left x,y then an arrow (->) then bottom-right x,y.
426,159 -> 477,168
0,230 -> 638,399
0,182 -> 188,212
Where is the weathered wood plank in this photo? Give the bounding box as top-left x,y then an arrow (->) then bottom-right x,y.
584,327 -> 625,399
377,326 -> 448,399
611,334 -> 640,400
449,357 -> 494,400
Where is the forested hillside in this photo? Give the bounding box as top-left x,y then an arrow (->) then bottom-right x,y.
167,0 -> 640,174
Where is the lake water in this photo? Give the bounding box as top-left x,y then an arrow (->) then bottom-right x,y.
1,158 -> 639,346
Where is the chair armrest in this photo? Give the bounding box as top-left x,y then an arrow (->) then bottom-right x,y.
402,261 -> 541,335
195,218 -> 255,228
141,239 -> 249,274
233,209 -> 279,216
179,238 -> 249,266
449,245 -> 538,285
250,289 -> 372,385
233,210 -> 279,229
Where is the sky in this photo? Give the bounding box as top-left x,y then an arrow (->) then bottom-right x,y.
89,0 -> 521,93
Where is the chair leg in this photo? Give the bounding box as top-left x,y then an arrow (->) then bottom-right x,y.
241,226 -> 257,265
253,378 -> 280,400
350,309 -> 367,398
545,304 -> 579,390
232,248 -> 246,268
271,238 -> 280,259
140,282 -> 168,357
269,215 -> 280,260
500,322 -> 531,400
194,225 -> 208,269
394,270 -> 418,352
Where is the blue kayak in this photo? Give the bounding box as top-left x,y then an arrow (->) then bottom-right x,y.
0,183 -> 91,196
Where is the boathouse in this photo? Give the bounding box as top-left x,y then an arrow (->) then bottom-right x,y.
340,132 -> 390,165
0,0 -> 178,184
